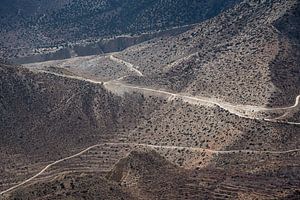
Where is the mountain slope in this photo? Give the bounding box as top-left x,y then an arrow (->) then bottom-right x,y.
115,0 -> 300,106
1,61 -> 300,198
107,150 -> 300,199
0,0 -> 71,15
1,0 -> 300,199
0,64 -> 165,192
0,0 -> 241,60
8,150 -> 298,199
4,173 -> 136,200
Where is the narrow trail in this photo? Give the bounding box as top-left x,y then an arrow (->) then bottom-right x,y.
12,42 -> 299,198
24,51 -> 300,123
146,144 -> 300,154
104,81 -> 300,124
163,52 -> 199,72
264,118 -> 300,125
109,55 -> 144,77
108,55 -> 300,112
33,70 -> 300,125
257,95 -> 300,111
0,144 -> 101,196
1,142 -> 299,196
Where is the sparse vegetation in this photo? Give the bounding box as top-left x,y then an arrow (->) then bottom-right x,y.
0,0 -> 300,199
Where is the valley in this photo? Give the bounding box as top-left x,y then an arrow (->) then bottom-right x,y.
0,0 -> 300,199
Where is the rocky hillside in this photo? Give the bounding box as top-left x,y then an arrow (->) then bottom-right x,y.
0,64 -> 165,192
116,0 -> 300,106
5,150 -> 300,199
1,59 -> 300,199
24,0 -> 300,106
0,0 -> 241,59
1,0 -> 300,199
4,172 -> 136,200
0,0 -> 71,17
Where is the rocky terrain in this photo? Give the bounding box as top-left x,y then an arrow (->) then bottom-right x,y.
23,0 -> 300,106
0,0 -> 240,60
23,55 -> 138,82
4,149 -> 300,199
115,0 -> 300,107
1,0 -> 300,199
0,64 -> 165,193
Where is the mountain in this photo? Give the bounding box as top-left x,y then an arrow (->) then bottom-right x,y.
0,0 -> 71,16
0,0 -> 241,60
1,0 -> 300,199
5,150 -> 300,199
114,0 -> 300,106
4,173 -> 136,200
23,0 -> 300,106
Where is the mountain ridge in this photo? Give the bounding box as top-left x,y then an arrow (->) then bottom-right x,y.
0,0 -> 241,60
1,0 -> 300,199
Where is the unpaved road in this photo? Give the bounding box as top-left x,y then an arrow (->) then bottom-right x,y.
5,67 -> 295,195
10,42 -> 299,198
1,142 -> 299,195
32,70 -> 300,125
108,55 -> 300,112
109,55 -> 144,76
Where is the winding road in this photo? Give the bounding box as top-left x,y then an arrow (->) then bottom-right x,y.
109,55 -> 144,77
1,142 -> 299,195
107,55 -> 300,113
35,70 -> 300,125
7,57 -> 298,195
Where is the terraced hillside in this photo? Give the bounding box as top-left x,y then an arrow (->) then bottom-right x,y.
0,64 -> 165,193
4,150 -> 300,199
1,0 -> 300,199
1,60 -> 300,199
